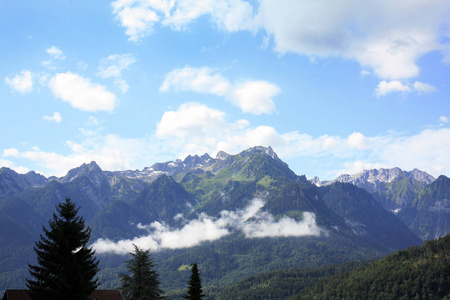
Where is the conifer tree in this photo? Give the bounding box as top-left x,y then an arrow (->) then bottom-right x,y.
27,198 -> 99,300
120,244 -> 164,300
183,263 -> 205,300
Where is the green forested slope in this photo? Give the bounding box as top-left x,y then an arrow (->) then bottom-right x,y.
298,234 -> 450,300
399,175 -> 450,240
210,261 -> 370,300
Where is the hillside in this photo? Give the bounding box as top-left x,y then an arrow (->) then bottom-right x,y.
297,234 -> 450,299
399,175 -> 450,240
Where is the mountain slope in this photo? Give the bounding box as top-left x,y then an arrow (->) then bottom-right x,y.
311,167 -> 434,212
212,261 -> 370,300
398,175 -> 450,240
298,234 -> 450,299
319,182 -> 422,251
0,167 -> 47,198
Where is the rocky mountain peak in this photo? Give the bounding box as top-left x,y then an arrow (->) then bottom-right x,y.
216,150 -> 230,160
60,161 -> 104,183
242,146 -> 281,161
22,171 -> 48,187
407,169 -> 435,185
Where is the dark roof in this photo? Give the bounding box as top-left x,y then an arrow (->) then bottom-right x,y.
2,290 -> 31,300
89,290 -> 125,300
2,290 -> 125,300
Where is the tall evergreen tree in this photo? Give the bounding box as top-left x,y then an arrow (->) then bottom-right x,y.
27,198 -> 99,300
120,244 -> 164,300
183,263 -> 205,300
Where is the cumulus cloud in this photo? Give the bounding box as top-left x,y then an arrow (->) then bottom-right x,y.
92,198 -> 324,254
97,53 -> 136,93
5,70 -> 34,93
159,66 -> 230,95
111,0 -> 255,42
42,112 -> 62,123
49,72 -> 118,112
375,80 -> 438,97
156,102 -> 226,138
97,54 -> 136,79
347,132 -> 369,149
3,148 -> 20,158
46,46 -> 66,60
160,66 -> 279,114
0,158 -> 30,174
413,81 -> 437,93
42,46 -> 66,68
5,101 -> 450,179
375,80 -> 411,97
257,0 -> 450,80
111,1 -> 450,81
228,81 -> 278,114
111,0 -> 173,42
335,161 -> 388,177
439,116 -> 448,123
164,0 -> 256,32
379,128 -> 450,176
1,133 -> 157,177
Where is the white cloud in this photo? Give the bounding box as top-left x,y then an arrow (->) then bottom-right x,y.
347,132 -> 369,149
5,70 -> 34,93
78,61 -> 89,71
114,79 -> 130,93
111,1 -> 450,81
46,46 -> 66,60
439,116 -> 448,123
42,112 -> 62,123
164,0 -> 256,32
97,54 -> 136,93
379,128 -> 450,176
3,148 -> 20,157
413,81 -> 437,93
335,161 -> 387,176
5,102 -> 450,180
111,0 -> 255,42
92,198 -> 324,254
2,133 -> 158,176
228,81 -> 278,115
156,102 -> 228,138
257,0 -> 450,80
375,80 -> 438,97
49,72 -> 118,112
97,53 -> 136,78
160,66 -> 279,114
0,159 -> 30,174
111,0 -> 173,42
160,66 -> 230,95
375,80 -> 411,97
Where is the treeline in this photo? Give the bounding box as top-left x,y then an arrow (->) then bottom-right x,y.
208,261 -> 370,299
297,234 -> 450,299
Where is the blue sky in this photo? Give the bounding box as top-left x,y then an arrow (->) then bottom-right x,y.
1,0 -> 450,180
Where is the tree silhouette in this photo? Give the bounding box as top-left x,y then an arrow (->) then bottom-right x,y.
183,263 -> 205,300
27,198 -> 99,300
120,244 -> 164,300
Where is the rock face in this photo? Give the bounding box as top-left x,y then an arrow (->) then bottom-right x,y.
309,168 -> 436,214
105,146 -> 284,183
331,168 -> 434,193
398,175 -> 450,240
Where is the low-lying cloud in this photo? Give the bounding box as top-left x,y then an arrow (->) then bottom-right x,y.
92,198 -> 324,255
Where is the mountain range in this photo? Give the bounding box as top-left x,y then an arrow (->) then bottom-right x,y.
0,146 -> 449,297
